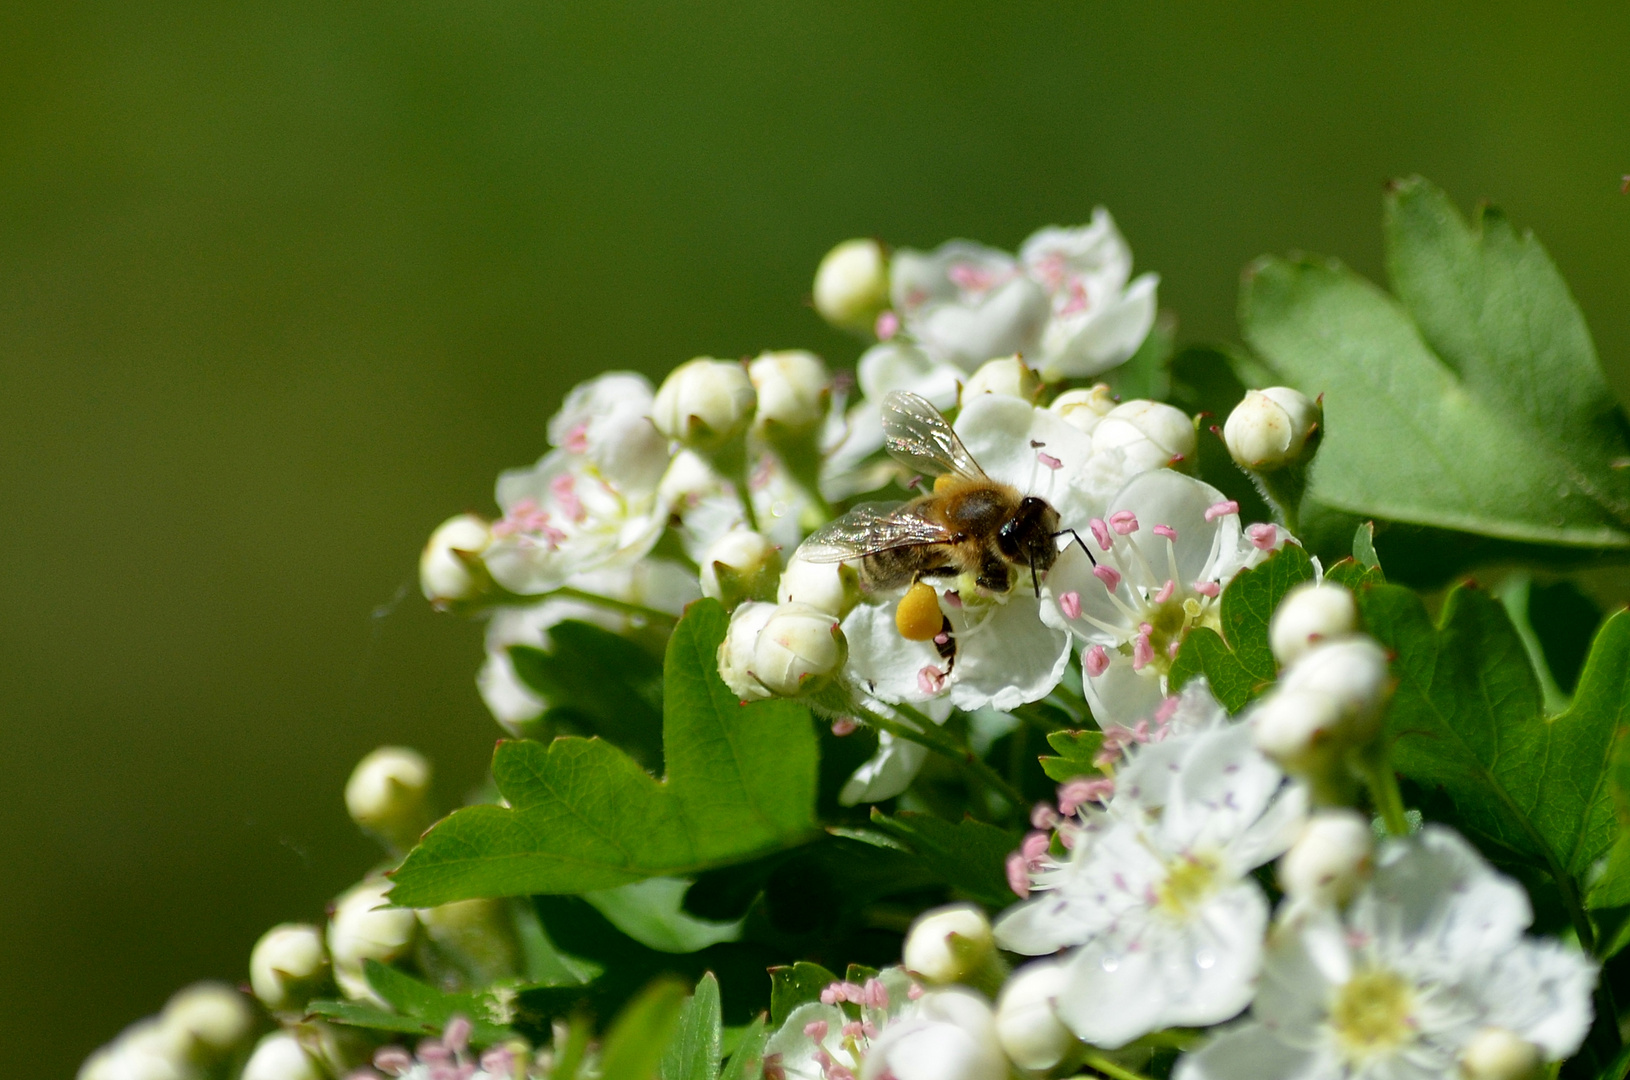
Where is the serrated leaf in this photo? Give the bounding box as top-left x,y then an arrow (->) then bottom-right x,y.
1167,544 -> 1317,712
599,978 -> 689,1080
1323,557 -> 1383,592
1240,190 -> 1630,548
770,961 -> 837,1027
659,973 -> 722,1080
509,620 -> 666,770
306,960 -> 526,1045
868,810 -> 1022,907
1038,729 -> 1106,784
389,600 -> 821,906
1363,585 -> 1623,907
719,1014 -> 769,1080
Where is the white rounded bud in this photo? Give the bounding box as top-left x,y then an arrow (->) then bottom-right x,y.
749,350 -> 830,435
418,898 -> 522,986
813,238 -> 890,331
241,1031 -> 323,1080
995,960 -> 1073,1071
1270,582 -> 1359,667
344,746 -> 432,849
1092,399 -> 1197,471
328,879 -> 419,1003
1460,1028 -> 1543,1080
752,602 -> 846,697
82,1025 -> 189,1080
652,358 -> 757,450
1279,636 -> 1393,744
1251,687 -> 1346,774
961,355 -> 1040,402
1048,384 -> 1117,434
717,601 -> 776,702
1278,809 -> 1373,907
250,923 -> 329,1012
863,988 -> 1007,1080
419,514 -> 491,606
158,982 -> 254,1060
699,529 -> 782,607
1223,387 -> 1320,471
779,550 -> 859,618
903,903 -> 995,985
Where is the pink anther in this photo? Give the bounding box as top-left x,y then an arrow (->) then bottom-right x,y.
1154,579 -> 1175,603
942,590 -> 963,608
563,421 -> 591,453
1089,518 -> 1113,551
1037,451 -> 1063,470
933,632 -> 949,645
804,1020 -> 830,1042
830,717 -> 858,736
1109,510 -> 1139,535
1022,830 -> 1051,862
550,474 -> 585,522
1093,565 -> 1122,590
1031,802 -> 1061,830
841,1021 -> 864,1039
874,310 -> 900,341
1059,590 -> 1082,619
947,262 -> 997,292
1204,500 -> 1240,522
1152,524 -> 1177,541
1059,778 -> 1114,815
1007,852 -> 1032,898
1132,631 -> 1155,670
917,665 -> 948,695
820,985 -> 842,1005
442,1016 -> 472,1055
863,977 -> 889,1010
1192,581 -> 1220,598
373,1048 -> 414,1077
1154,696 -> 1181,725
1085,644 -> 1110,677
1247,523 -> 1278,550
907,981 -> 926,1000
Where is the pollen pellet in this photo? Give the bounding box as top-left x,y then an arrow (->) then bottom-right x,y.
895,581 -> 943,641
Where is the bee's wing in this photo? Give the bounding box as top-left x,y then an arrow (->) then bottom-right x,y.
881,390 -> 989,481
798,501 -> 956,563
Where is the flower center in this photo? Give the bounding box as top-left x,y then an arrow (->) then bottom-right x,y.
1330,968 -> 1416,1061
1155,850 -> 1222,917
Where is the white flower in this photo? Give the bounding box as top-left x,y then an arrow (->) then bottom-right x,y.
1175,828 -> 1596,1080
754,602 -> 847,697
1049,384 -> 1118,434
250,923 -> 328,1012
836,695 -> 954,805
995,717 -> 1306,1048
548,372 -> 673,493
1020,211 -> 1160,380
1277,636 -> 1393,745
662,447 -> 813,558
961,355 -> 1041,402
763,969 -> 1005,1080
652,357 -> 757,449
1269,581 -> 1358,667
822,341 -> 962,499
779,549 -> 861,618
1223,387 -> 1320,471
719,601 -> 776,702
814,238 -> 891,332
1043,469 -> 1291,725
891,240 -> 1052,372
1090,399 -> 1196,473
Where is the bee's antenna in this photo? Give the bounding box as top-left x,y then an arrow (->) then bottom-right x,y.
1030,550 -> 1041,598
1053,528 -> 1097,566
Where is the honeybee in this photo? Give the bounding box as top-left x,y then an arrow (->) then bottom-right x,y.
801,391 -> 1069,649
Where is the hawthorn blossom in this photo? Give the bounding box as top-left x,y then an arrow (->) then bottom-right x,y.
822,341 -> 963,500
763,970 -> 1006,1080
661,447 -> 813,558
995,713 -> 1306,1048
1020,213 -> 1161,381
1176,828 -> 1596,1080
1043,469 -> 1297,726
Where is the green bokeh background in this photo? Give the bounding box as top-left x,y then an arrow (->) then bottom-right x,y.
2,2 -> 1627,1072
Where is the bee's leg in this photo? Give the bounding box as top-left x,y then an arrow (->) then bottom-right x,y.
1052,528 -> 1097,565
934,615 -> 957,674
1031,551 -> 1040,598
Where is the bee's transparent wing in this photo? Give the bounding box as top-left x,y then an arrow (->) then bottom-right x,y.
881,390 -> 989,481
798,501 -> 955,563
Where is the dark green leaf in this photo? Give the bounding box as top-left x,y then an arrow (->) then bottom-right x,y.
389,600 -> 821,906
599,978 -> 689,1080
509,619 -> 666,770
868,810 -> 1021,907
306,960 -> 524,1045
769,962 -> 837,1027
1352,521 -> 1381,571
660,973 -> 722,1080
585,877 -> 744,954
719,1014 -> 769,1080
1038,729 -> 1105,783
1323,557 -> 1383,592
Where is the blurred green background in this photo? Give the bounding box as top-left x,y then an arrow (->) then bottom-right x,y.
2,1 -> 1628,1072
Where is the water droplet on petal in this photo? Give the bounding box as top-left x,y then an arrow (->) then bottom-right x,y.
1195,949 -> 1216,970
1100,955 -> 1120,973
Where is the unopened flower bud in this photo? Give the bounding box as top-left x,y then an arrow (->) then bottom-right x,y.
419,514 -> 491,607
1278,809 -> 1373,907
418,898 -> 522,986
778,550 -> 859,618
1049,384 -> 1116,434
250,923 -> 329,1012
752,602 -> 846,697
1279,636 -> 1392,745
82,1023 -> 189,1080
652,358 -> 757,450
328,879 -> 419,1003
1092,399 -> 1197,471
1460,1028 -> 1543,1080
1270,582 -> 1358,667
344,746 -> 432,850
718,601 -> 776,702
749,350 -> 830,436
962,355 -> 1040,402
1251,687 -> 1346,774
813,238 -> 890,331
903,903 -> 995,985
995,960 -> 1073,1071
158,982 -> 254,1061
242,1031 -> 323,1080
699,529 -> 781,607
1223,387 -> 1320,471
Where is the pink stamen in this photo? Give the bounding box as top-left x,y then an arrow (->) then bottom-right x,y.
831,717 -> 858,736
1154,579 -> 1175,603
1092,565 -> 1122,591
1168,640 -> 1182,658
841,1021 -> 864,1039
1132,631 -> 1155,670
1109,510 -> 1139,535
1059,778 -> 1114,814
942,590 -> 962,608
947,262 -> 997,292
1152,524 -> 1177,541
1059,590 -> 1082,619
933,632 -> 949,645
1031,802 -> 1061,830
1022,830 -> 1051,862
1247,523 -> 1278,550
875,309 -> 900,340
1007,853 -> 1032,899
480,1047 -> 515,1076
805,1021 -> 830,1042
907,981 -> 925,1000
1037,451 -> 1063,470
820,985 -> 841,1005
442,1016 -> 472,1055
841,981 -> 866,1003
1089,518 -> 1113,551
864,977 -> 889,1010
1204,500 -> 1240,522
1085,644 -> 1110,677
563,421 -> 590,453
373,1048 -> 414,1077
917,665 -> 948,695
1192,581 -> 1220,598
1154,696 -> 1181,725
550,474 -> 585,522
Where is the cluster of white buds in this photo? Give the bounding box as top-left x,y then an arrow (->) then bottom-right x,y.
1222,386 -> 1321,472
718,600 -> 847,701
78,982 -> 256,1080
750,350 -> 832,438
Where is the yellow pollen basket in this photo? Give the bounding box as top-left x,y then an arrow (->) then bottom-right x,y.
896,580 -> 944,641
1331,968 -> 1417,1060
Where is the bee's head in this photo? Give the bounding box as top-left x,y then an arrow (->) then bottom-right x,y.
998,496 -> 1062,564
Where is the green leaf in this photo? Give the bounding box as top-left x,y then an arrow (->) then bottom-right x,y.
1038,729 -> 1106,783
1239,184 -> 1630,549
306,960 -> 529,1045
1323,557 -> 1382,592
1352,521 -> 1381,571
509,619 -> 666,770
389,600 -> 821,906
584,877 -> 745,954
719,1014 -> 769,1080
660,973 -> 722,1080
1362,585 -> 1623,900
1167,544 -> 1317,712
599,978 -> 689,1080
868,810 -> 1023,907
770,961 -> 837,1027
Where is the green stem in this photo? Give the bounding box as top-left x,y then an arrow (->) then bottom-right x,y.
1359,751 -> 1410,837
854,704 -> 1027,809
1012,701 -> 1070,734
1081,1051 -> 1156,1080
550,586 -> 678,626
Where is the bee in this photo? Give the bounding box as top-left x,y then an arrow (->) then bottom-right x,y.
800,391 -> 1072,650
